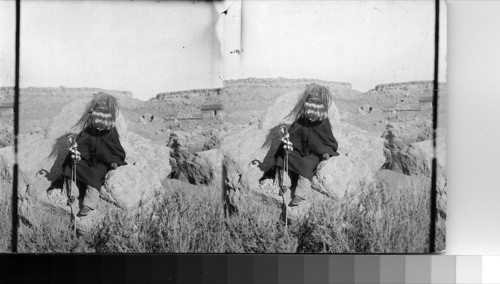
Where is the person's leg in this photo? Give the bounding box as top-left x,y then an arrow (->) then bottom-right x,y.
289,171 -> 299,191
279,169 -> 298,196
290,175 -> 311,206
82,185 -> 100,210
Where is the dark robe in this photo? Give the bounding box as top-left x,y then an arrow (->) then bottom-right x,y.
275,117 -> 339,181
62,126 -> 127,190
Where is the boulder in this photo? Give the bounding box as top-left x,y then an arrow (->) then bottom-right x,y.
0,99 -> 171,233
184,149 -> 223,186
380,125 -> 446,192
167,130 -> 211,182
312,122 -> 385,200
100,134 -> 171,210
203,134 -> 222,150
398,134 -> 447,191
380,124 -> 407,172
221,90 -> 385,219
382,122 -> 429,145
380,122 -> 445,173
167,131 -> 207,153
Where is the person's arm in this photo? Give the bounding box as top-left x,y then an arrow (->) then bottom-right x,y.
316,119 -> 339,158
323,119 -> 339,153
98,128 -> 127,168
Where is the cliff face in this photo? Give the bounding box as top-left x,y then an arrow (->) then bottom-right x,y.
365,81 -> 447,102
373,81 -> 446,92
154,88 -> 222,101
225,77 -> 352,91
0,87 -> 141,120
143,78 -> 358,125
0,86 -> 133,101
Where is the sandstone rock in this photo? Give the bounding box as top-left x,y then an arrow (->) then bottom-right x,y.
382,122 -> 425,145
167,131 -> 206,153
381,123 -> 447,193
0,127 -> 13,148
398,137 -> 447,191
381,121 -> 447,192
312,122 -> 385,200
221,90 -> 385,218
0,99 -> 171,233
417,124 -> 433,142
167,130 -> 211,182
381,124 -> 407,172
100,132 -> 171,210
380,122 -> 445,173
184,149 -> 223,186
203,133 -> 222,150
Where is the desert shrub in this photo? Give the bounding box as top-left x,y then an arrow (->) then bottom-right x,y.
293,175 -> 440,253
90,187 -> 228,253
19,213 -> 92,253
294,204 -> 350,253
224,204 -> 297,253
14,173 -> 443,253
91,186 -> 297,253
350,177 -> 432,252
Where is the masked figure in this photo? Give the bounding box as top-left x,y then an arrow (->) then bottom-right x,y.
62,92 -> 127,216
274,84 -> 339,206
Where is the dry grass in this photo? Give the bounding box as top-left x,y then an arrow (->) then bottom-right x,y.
11,172 -> 445,253
0,196 -> 12,252
89,187 -> 296,253
19,214 -> 92,253
296,173 -> 444,253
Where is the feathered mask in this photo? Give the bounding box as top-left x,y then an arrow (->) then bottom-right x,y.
287,83 -> 332,122
74,92 -> 119,131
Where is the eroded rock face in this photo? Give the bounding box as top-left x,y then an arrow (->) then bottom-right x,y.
399,135 -> 447,191
184,149 -> 223,187
312,122 -> 385,200
221,90 -> 385,218
0,127 -> 13,148
101,133 -> 171,210
381,123 -> 447,192
0,99 -> 171,233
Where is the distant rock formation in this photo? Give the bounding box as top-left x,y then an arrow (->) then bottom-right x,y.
374,81 -> 447,92
0,87 -> 143,123
153,88 -> 222,101
225,77 -> 352,91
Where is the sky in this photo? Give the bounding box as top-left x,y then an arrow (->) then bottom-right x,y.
0,1 -> 446,100
230,1 -> 447,92
0,1 -> 223,101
